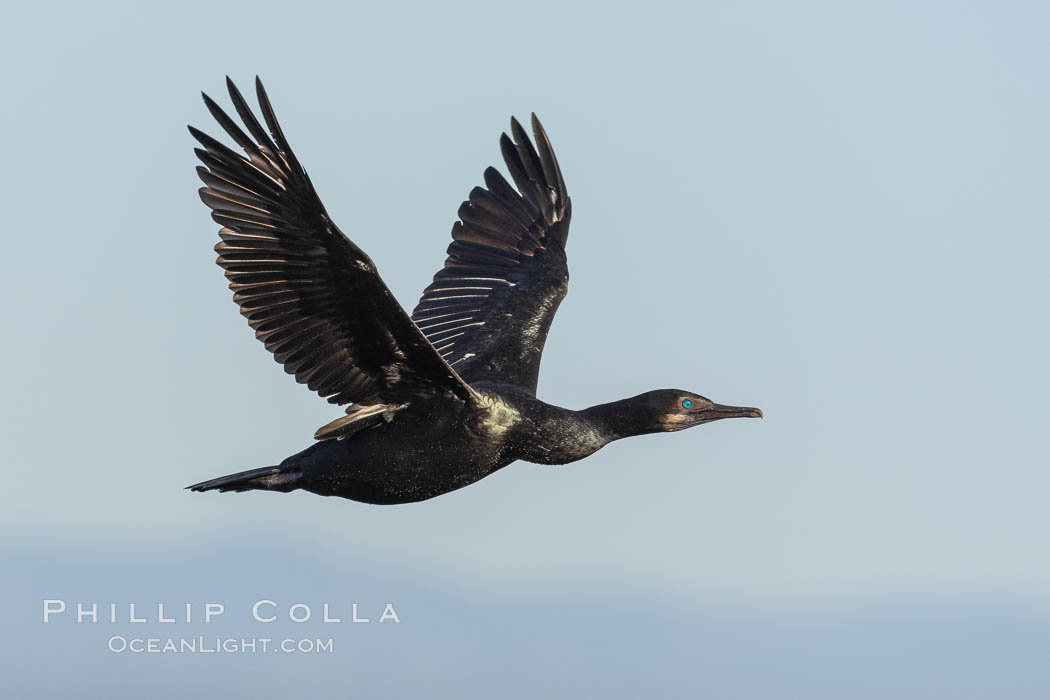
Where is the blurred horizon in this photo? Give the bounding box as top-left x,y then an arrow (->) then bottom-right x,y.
5,540 -> 1050,698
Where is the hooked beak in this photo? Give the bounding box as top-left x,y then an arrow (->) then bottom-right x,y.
676,402 -> 763,429
708,403 -> 763,421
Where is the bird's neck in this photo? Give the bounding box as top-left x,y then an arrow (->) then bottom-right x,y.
579,397 -> 660,443
507,395 -> 648,466
493,390 -> 658,466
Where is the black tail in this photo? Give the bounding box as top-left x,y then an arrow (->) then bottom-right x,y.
186,464 -> 300,493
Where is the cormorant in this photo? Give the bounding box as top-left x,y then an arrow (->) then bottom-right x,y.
187,77 -> 761,505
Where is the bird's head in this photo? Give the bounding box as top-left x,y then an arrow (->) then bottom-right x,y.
625,389 -> 763,433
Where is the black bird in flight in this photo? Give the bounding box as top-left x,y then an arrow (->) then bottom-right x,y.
187,77 -> 761,504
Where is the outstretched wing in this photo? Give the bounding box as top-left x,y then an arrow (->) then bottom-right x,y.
411,115 -> 571,396
191,77 -> 476,425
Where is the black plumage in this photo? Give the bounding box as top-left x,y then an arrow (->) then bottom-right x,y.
187,78 -> 761,505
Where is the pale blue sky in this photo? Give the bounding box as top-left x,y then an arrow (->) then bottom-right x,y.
2,0 -> 1048,696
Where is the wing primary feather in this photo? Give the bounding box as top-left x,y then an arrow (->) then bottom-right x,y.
510,117 -> 555,222
225,76 -> 280,159
196,168 -> 271,206
531,114 -> 568,205
483,166 -> 540,220
202,92 -> 257,155
499,135 -> 528,196
192,147 -> 284,194
255,77 -> 303,174
499,132 -> 543,217
190,134 -> 285,189
509,117 -> 546,189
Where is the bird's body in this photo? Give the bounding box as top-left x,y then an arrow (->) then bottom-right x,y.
192,385 -> 660,504
187,78 -> 760,505
243,387 -> 587,504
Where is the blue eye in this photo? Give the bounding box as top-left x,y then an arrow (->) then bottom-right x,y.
682,399 -> 693,408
